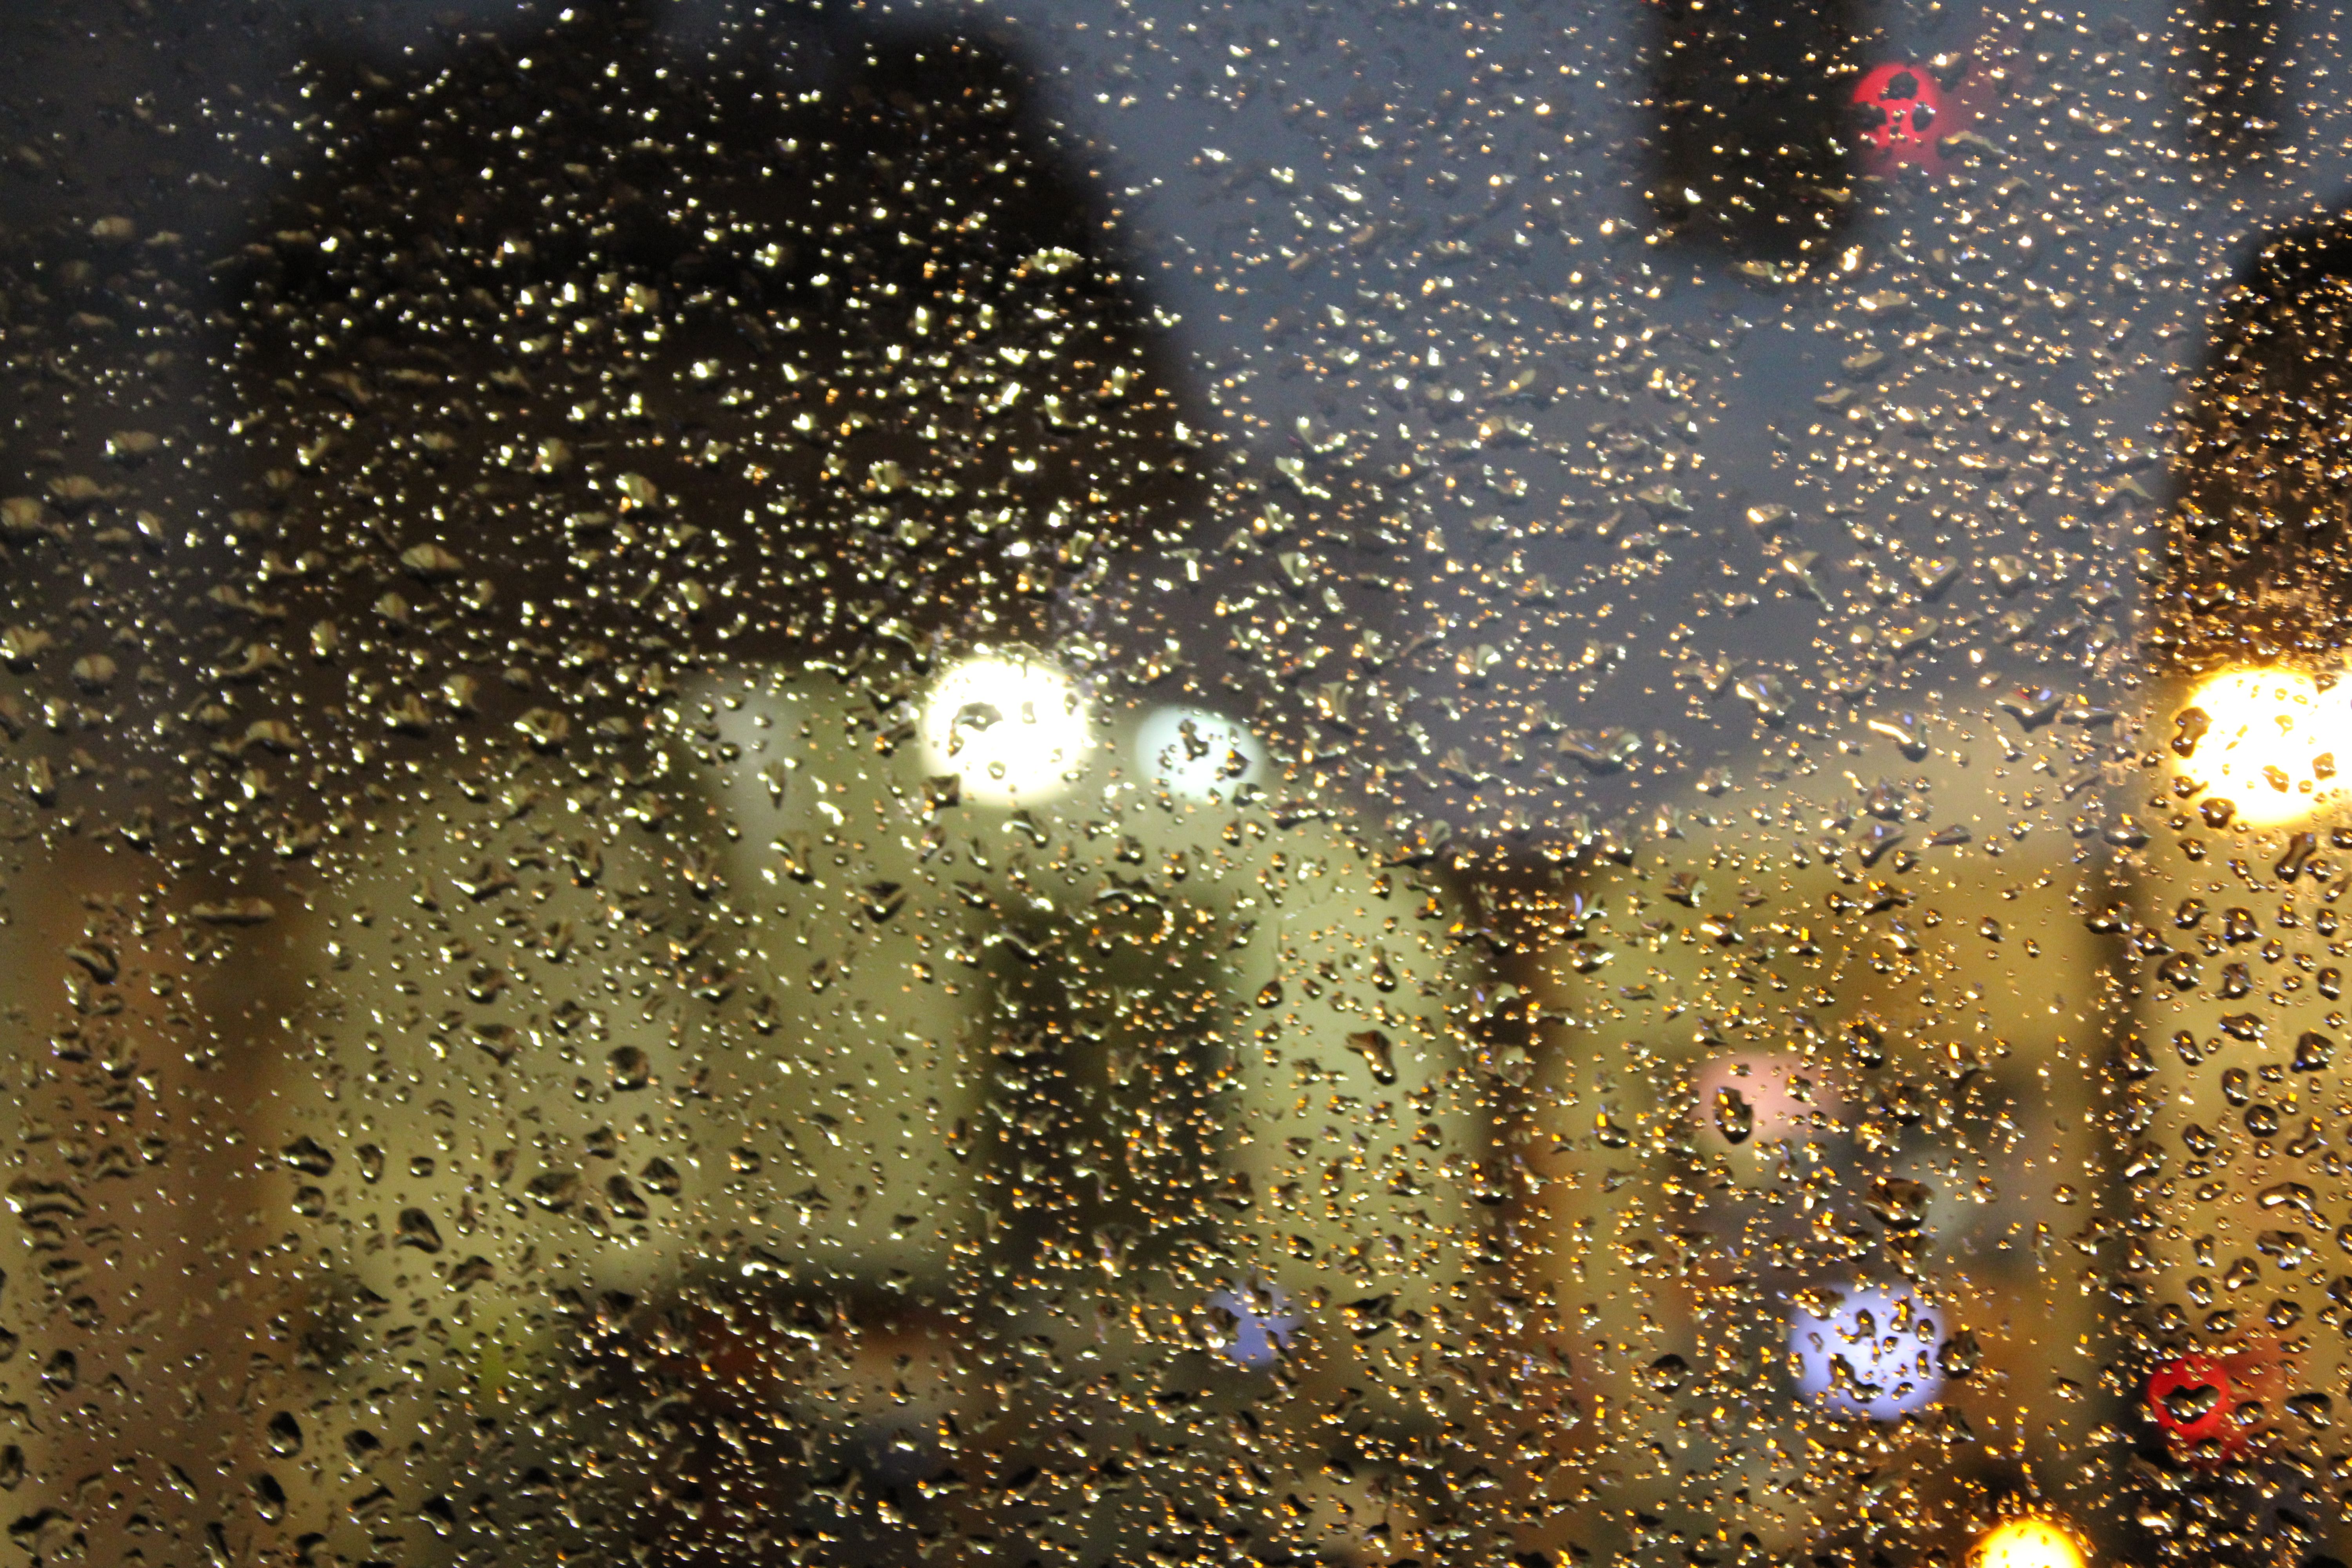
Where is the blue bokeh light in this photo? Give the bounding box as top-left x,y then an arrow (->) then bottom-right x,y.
1787,1282 -> 1945,1421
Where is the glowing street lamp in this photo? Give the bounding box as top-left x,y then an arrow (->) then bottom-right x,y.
1969,1517 -> 2088,1568
920,652 -> 1094,805
2172,665 -> 2352,826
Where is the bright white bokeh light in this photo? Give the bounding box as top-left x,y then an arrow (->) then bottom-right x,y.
1787,1282 -> 1945,1421
2181,666 -> 2352,827
1134,706 -> 1263,800
921,653 -> 1093,804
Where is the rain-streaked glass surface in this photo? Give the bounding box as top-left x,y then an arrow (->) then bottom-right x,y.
6,1 -> 2352,1565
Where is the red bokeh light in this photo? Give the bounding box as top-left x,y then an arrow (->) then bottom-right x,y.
1851,63 -> 1953,168
1849,34 -> 2022,178
2146,1350 -> 2276,1460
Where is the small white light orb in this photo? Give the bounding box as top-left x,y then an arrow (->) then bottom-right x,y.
1134,706 -> 1263,800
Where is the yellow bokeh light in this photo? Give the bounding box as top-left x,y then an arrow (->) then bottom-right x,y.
1971,1518 -> 2087,1568
2180,666 -> 2352,827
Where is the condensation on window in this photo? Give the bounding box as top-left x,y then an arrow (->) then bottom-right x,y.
0,2 -> 2349,1566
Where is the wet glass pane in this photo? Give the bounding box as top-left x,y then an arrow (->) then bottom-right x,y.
7,1 -> 2352,1565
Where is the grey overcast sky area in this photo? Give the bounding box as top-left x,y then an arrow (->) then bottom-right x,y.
15,0 -> 2352,786
0,0 -> 1635,410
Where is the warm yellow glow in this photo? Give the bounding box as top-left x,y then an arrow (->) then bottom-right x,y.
920,653 -> 1093,804
2180,666 -> 2352,826
1971,1519 -> 2087,1568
